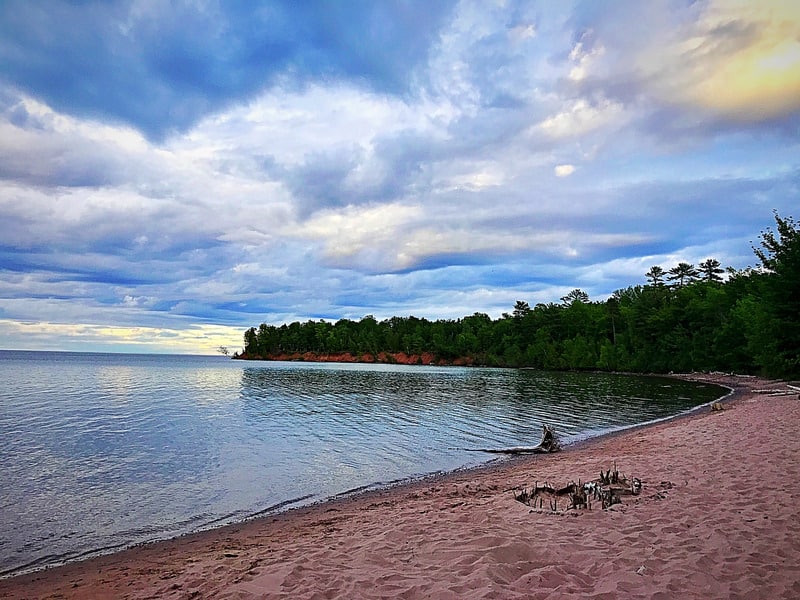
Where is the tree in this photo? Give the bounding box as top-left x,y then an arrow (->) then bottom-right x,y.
698,258 -> 724,283
645,265 -> 666,286
243,327 -> 258,356
560,289 -> 589,305
667,262 -> 699,287
256,323 -> 271,354
751,212 -> 800,378
754,212 -> 800,273
512,300 -> 532,319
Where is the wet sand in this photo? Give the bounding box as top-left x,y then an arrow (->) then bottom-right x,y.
2,374 -> 799,599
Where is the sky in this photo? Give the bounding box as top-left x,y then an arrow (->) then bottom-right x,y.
1,0 -> 799,355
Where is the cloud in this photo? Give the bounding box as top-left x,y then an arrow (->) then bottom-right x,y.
0,1 -> 457,140
668,0 -> 800,121
554,164 -> 576,177
567,0 -> 800,130
0,1 -> 798,353
537,97 -> 626,142
568,28 -> 605,82
0,318 -> 242,354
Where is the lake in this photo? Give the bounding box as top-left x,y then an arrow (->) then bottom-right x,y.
0,351 -> 726,577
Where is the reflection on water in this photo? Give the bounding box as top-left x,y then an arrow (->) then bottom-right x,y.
0,352 -> 725,577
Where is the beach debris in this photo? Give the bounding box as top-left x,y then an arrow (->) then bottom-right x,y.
514,463 -> 645,513
470,424 -> 561,455
568,480 -> 588,510
753,387 -> 797,396
711,402 -> 725,411
636,565 -> 646,576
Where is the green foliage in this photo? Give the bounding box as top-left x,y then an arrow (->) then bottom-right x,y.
750,212 -> 800,378
238,213 -> 798,378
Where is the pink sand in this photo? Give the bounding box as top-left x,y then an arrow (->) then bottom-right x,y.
2,374 -> 799,599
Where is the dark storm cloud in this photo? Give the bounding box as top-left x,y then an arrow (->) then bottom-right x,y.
0,0 -> 456,140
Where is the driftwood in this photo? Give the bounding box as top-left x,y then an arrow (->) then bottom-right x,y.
470,425 -> 561,455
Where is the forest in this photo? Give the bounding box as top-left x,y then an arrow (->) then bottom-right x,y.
236,212 -> 799,379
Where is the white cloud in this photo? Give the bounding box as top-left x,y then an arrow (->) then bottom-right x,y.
187,83 -> 449,168
568,30 -> 605,82
509,23 -> 536,43
554,164 -> 576,177
538,99 -> 624,140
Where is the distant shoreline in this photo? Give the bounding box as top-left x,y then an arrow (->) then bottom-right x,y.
233,350 -> 478,366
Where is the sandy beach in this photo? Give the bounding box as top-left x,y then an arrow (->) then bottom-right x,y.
2,373 -> 799,599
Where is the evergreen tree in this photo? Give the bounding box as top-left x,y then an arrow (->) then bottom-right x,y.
667,262 -> 699,287
698,258 -> 724,283
752,212 -> 800,378
645,265 -> 666,286
560,289 -> 589,305
244,327 -> 258,356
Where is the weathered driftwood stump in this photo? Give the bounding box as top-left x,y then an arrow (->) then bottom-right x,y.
475,424 -> 562,455
536,424 -> 560,453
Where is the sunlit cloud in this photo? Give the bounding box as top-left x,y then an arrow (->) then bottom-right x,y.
612,0 -> 800,122
554,164 -> 576,177
0,319 -> 243,354
686,0 -> 800,120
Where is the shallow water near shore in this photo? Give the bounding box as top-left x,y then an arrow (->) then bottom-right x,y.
0,351 -> 725,577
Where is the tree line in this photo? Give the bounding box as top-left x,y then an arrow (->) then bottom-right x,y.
237,212 -> 799,379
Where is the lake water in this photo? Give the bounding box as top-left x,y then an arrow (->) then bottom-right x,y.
0,351 -> 726,577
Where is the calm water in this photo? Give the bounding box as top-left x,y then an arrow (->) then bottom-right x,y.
0,351 -> 726,577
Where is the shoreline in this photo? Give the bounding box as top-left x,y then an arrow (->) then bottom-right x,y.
233,350 -> 478,366
2,373 -> 799,599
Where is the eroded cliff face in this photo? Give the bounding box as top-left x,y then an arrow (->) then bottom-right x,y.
235,350 -> 476,367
